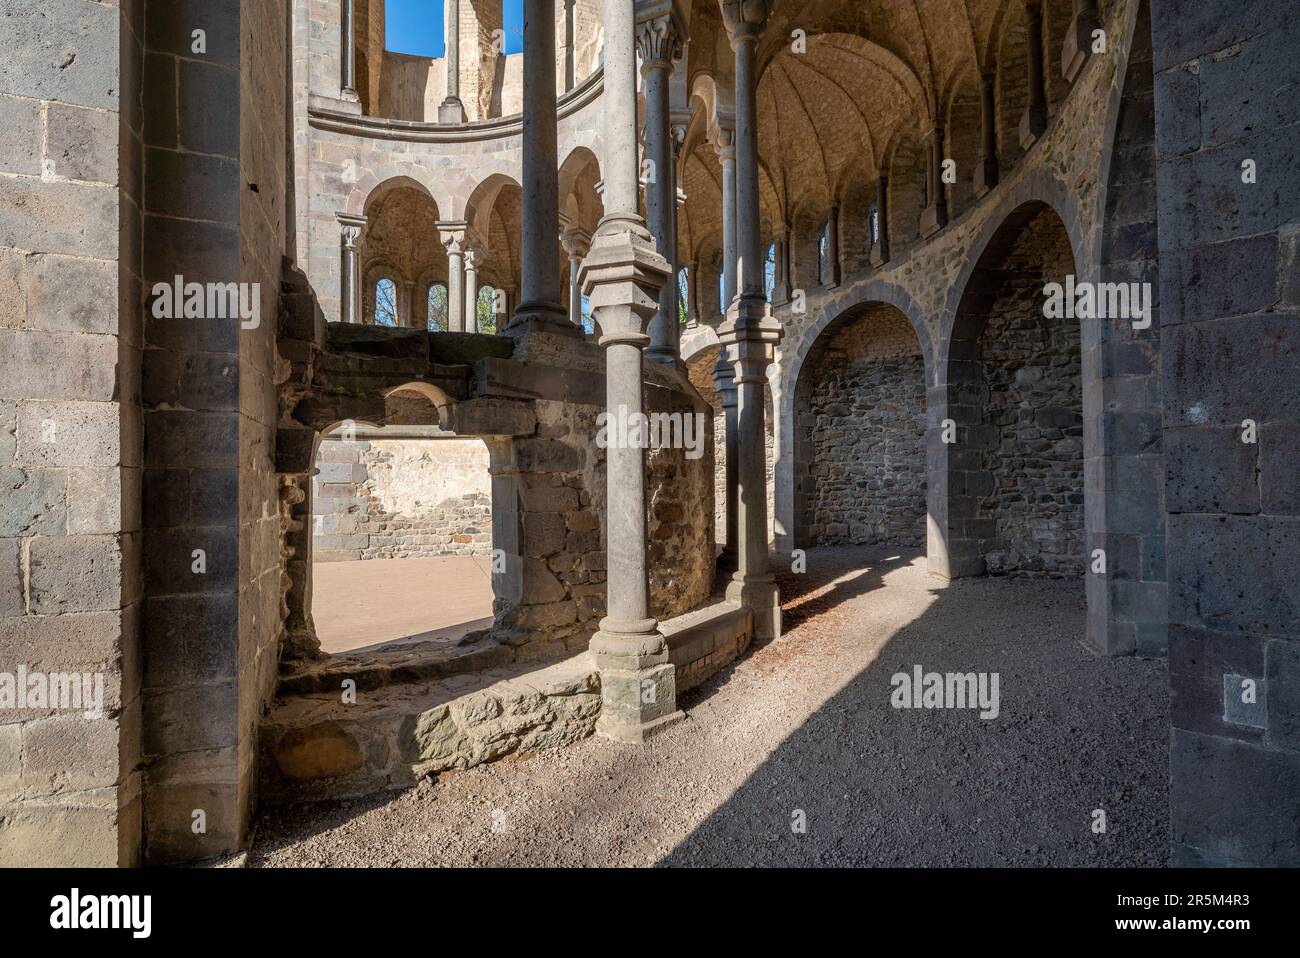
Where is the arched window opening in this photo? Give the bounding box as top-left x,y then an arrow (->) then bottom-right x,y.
677,267 -> 690,326
477,285 -> 499,335
581,294 -> 595,335
764,242 -> 776,301
427,282 -> 449,332
374,278 -> 398,327
817,222 -> 830,286
870,195 -> 881,247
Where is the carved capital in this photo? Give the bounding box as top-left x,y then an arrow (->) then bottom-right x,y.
337,212 -> 366,249
719,0 -> 771,45
437,219 -> 469,256
636,14 -> 683,71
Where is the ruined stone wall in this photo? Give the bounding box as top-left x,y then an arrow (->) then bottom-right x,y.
801,310 -> 927,547
313,437 -> 492,560
976,212 -> 1084,577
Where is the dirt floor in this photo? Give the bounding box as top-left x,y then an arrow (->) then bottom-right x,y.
311,555 -> 494,654
254,546 -> 1170,867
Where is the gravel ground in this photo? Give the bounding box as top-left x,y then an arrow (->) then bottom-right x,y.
251,547 -> 1170,867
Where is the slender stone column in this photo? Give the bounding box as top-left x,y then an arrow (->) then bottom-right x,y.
683,258 -> 699,327
713,350 -> 739,570
772,227 -> 791,304
580,0 -> 678,742
974,71 -> 999,197
341,0 -> 359,101
1020,1 -> 1048,147
337,213 -> 365,323
712,126 -> 737,309
869,175 -> 890,266
638,9 -> 684,366
564,0 -> 577,91
718,0 -> 780,640
439,222 -> 467,332
562,227 -> 592,328
439,0 -> 467,123
509,0 -> 576,337
1062,0 -> 1100,83
463,244 -> 479,333
825,204 -> 842,286
920,126 -> 948,237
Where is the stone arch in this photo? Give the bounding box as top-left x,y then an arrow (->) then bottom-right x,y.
791,302 -> 928,550
774,281 -> 933,556
359,178 -> 445,327
942,68 -> 983,222
934,199 -> 1082,583
994,1 -> 1031,177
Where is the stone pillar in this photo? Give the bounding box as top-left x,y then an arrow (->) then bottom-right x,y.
485,439 -> 523,608
463,243 -> 480,333
974,70 -> 999,197
402,280 -> 418,327
1019,0 -> 1048,147
825,204 -> 842,286
869,175 -> 890,266
772,227 -> 791,303
639,8 -> 684,367
713,126 -> 737,309
714,350 -> 739,570
919,127 -> 948,237
439,222 -> 467,332
439,0 -> 467,123
683,258 -> 700,327
718,0 -> 781,640
1061,0 -> 1099,83
562,227 -> 592,328
337,213 -> 365,323
564,0 -> 577,91
509,0 -> 576,337
341,0 -> 359,101
580,0 -> 679,742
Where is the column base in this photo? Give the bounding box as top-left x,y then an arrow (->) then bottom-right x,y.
919,203 -> 947,239
974,155 -> 999,198
506,301 -> 582,338
438,97 -> 466,124
1061,12 -> 1099,84
590,623 -> 684,744
1019,104 -> 1048,150
725,573 -> 781,641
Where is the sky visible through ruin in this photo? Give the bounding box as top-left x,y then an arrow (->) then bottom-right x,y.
386,0 -> 525,56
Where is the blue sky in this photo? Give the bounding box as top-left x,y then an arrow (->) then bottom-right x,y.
386,0 -> 524,57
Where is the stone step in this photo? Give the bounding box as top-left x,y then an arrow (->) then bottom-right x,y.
260,650 -> 600,803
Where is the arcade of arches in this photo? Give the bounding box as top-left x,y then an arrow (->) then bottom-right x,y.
2,0 -> 1298,868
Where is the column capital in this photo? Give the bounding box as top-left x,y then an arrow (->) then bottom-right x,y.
709,123 -> 736,160
561,225 -> 593,258
635,7 -> 684,72
337,212 -> 366,248
719,0 -> 771,46
437,220 -> 469,253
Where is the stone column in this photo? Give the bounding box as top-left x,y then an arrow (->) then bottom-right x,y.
341,0 -> 359,101
1062,0 -> 1100,83
772,227 -> 791,304
718,0 -> 781,640
509,0 -> 577,337
713,350 -> 739,570
564,0 -> 577,91
638,8 -> 685,367
825,204 -> 841,286
1020,0 -> 1048,147
402,280 -> 418,327
439,0 -> 467,123
683,258 -> 700,327
337,213 -> 365,323
562,227 -> 592,328
439,222 -> 467,332
974,70 -> 999,197
869,175 -> 890,266
920,127 -> 948,237
712,126 -> 737,309
463,243 -> 479,333
580,0 -> 678,742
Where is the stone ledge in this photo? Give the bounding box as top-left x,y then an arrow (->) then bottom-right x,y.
662,596 -> 754,693
260,652 -> 600,803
